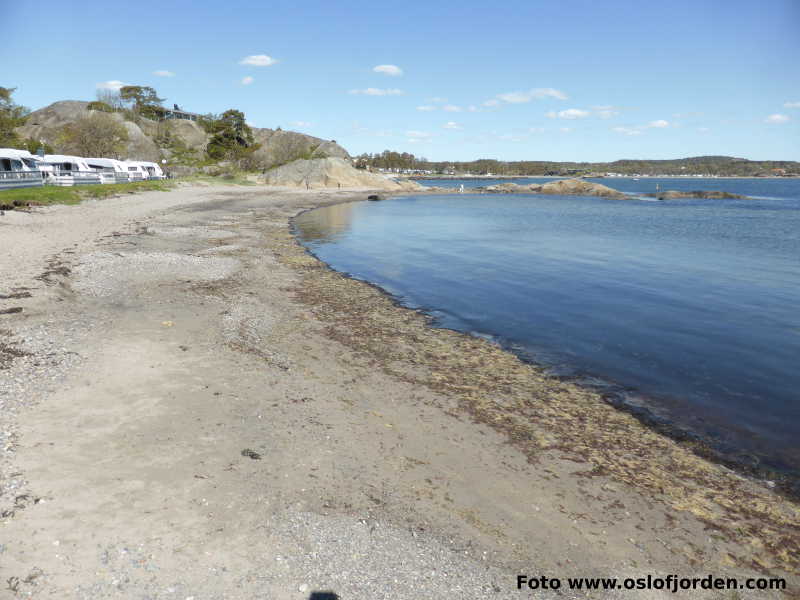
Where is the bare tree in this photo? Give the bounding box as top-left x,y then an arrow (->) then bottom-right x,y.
95,89 -> 124,110
56,113 -> 129,158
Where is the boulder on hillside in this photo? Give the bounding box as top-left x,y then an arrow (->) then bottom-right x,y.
16,100 -> 161,161
262,157 -> 422,190
251,128 -> 349,169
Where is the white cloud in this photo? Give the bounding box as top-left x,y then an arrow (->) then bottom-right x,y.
241,76 -> 254,85
349,88 -> 404,96
428,97 -> 447,103
783,102 -> 800,108
559,127 -> 572,133
613,126 -> 643,136
153,70 -> 175,77
416,105 -> 436,111
697,127 -> 710,133
596,109 -> 619,119
529,127 -> 545,134
546,108 -> 590,119
482,99 -> 500,107
648,119 -> 670,128
96,80 -> 126,91
765,113 -> 790,124
498,91 -> 533,104
467,105 -> 478,112
442,104 -> 462,112
373,64 -> 403,76
239,54 -> 278,67
406,130 -> 433,142
442,121 -> 462,130
496,88 -> 568,104
290,121 -> 312,128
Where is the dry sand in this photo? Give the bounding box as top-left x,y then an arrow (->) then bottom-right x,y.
0,184 -> 797,599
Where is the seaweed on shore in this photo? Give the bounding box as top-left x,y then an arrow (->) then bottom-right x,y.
273,210 -> 800,578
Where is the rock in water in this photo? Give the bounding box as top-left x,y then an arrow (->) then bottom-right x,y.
478,178 -> 627,199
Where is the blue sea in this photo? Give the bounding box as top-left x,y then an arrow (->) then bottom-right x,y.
294,178 -> 800,484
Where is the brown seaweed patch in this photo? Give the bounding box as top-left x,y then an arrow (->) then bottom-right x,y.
275,216 -> 800,577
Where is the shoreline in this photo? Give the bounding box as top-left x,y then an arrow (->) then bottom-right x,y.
0,185 -> 797,597
292,201 -> 800,496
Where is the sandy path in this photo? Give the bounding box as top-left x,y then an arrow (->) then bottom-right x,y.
0,186 -> 795,599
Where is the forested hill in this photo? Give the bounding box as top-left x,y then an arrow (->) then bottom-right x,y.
355,152 -> 800,177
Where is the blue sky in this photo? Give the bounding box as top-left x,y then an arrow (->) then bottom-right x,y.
3,0 -> 799,162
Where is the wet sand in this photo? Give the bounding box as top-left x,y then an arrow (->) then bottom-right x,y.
0,184 -> 797,598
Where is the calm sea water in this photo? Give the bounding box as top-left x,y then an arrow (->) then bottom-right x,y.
294,179 -> 800,483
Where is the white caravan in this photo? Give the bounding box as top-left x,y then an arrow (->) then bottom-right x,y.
39,155 -> 101,186
0,148 -> 44,190
140,161 -> 165,179
85,158 -> 131,184
124,161 -> 150,181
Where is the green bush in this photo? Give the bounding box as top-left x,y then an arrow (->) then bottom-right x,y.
87,101 -> 114,113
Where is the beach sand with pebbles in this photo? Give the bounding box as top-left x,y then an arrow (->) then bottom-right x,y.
0,184 -> 797,599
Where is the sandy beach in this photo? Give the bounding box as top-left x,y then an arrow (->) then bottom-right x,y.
0,184 -> 797,599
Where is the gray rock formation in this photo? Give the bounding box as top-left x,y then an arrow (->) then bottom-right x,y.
16,101 -> 351,170
251,128 -> 349,168
645,190 -> 749,200
262,157 -> 422,190
477,178 -> 627,199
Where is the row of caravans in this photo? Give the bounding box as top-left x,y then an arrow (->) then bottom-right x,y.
0,148 -> 165,190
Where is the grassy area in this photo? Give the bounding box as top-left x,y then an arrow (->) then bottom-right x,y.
0,180 -> 175,209
182,172 -> 258,186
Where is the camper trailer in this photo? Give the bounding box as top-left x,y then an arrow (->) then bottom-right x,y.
0,148 -> 44,190
124,161 -> 150,181
140,161 -> 165,180
85,158 -> 131,184
39,155 -> 101,186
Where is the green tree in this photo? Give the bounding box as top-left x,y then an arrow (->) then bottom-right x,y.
119,85 -> 164,119
0,87 -> 30,147
206,109 -> 257,160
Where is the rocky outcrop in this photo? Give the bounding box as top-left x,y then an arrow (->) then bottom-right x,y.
477,178 -> 627,199
536,178 -> 627,198
645,190 -> 749,200
251,128 -> 349,168
16,101 -> 351,169
262,157 -> 423,190
16,101 -> 162,161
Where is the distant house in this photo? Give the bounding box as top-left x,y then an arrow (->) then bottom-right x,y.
153,105 -> 201,122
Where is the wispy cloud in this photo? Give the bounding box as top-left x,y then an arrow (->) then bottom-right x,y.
765,113 -> 790,123
559,127 -> 572,133
783,101 -> 800,109
406,130 -> 433,142
648,119 -> 670,128
428,97 -> 447,103
239,54 -> 278,67
349,88 -> 404,96
442,121 -> 462,130
153,70 -> 175,77
416,105 -> 437,111
546,108 -> 590,119
495,88 -> 568,104
467,105 -> 478,112
697,127 -> 710,133
612,126 -> 643,136
482,99 -> 500,107
373,64 -> 403,76
241,76 -> 254,85
442,104 -> 462,112
96,80 -> 126,91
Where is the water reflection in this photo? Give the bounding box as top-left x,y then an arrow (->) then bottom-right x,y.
295,202 -> 357,244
